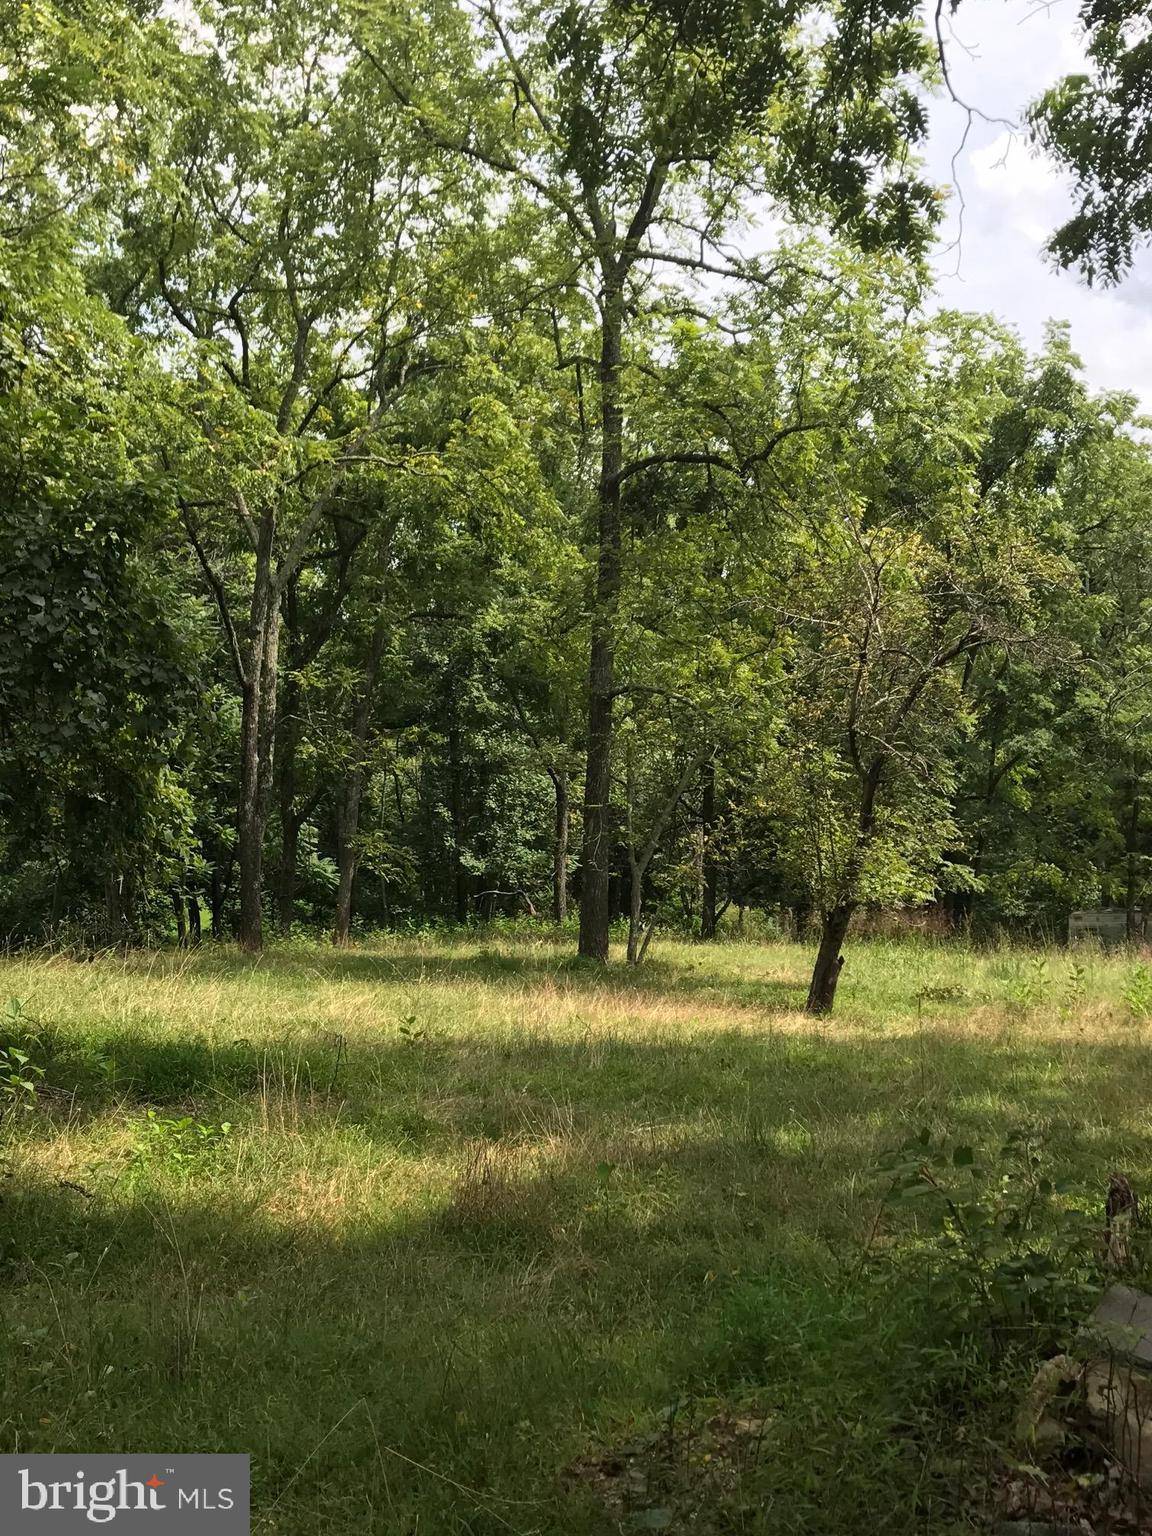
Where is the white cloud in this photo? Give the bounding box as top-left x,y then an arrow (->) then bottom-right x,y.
968,132 -> 1060,201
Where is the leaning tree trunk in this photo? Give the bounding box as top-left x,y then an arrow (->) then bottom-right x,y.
623,750 -> 707,966
186,894 -> 202,946
551,767 -> 569,924
579,282 -> 624,963
805,764 -> 882,1016
806,903 -> 855,1015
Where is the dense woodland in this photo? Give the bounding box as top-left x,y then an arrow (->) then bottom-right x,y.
3,0 -> 1152,1013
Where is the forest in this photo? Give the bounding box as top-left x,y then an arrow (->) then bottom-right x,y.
3,0 -> 1150,1016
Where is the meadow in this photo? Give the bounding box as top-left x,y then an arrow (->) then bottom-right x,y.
1,931 -> 1150,1534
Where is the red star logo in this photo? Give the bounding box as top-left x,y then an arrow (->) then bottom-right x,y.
146,1475 -> 165,1489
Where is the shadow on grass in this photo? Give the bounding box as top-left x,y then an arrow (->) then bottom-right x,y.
132,940 -> 812,1014
71,932 -> 1094,1025
17,989 -> 1152,1145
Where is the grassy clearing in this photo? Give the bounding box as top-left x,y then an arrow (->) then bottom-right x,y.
0,932 -> 1150,1532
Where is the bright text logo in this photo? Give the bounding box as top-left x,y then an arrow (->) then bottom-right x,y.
0,1455 -> 249,1532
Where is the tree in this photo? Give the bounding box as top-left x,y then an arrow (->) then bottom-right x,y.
104,0 -> 478,947
621,730 -> 711,964
0,350 -> 199,935
756,311 -> 1081,1012
8,0 -> 1152,964
327,357 -> 559,943
1030,0 -> 1152,283
1063,425 -> 1152,935
495,607 -> 585,927
356,0 -> 939,961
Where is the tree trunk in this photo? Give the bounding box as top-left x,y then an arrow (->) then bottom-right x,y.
278,810 -> 300,932
1127,767 -> 1142,941
804,764 -> 882,1015
626,856 -> 643,965
236,519 -> 280,953
579,283 -> 624,962
623,747 -> 707,966
447,719 -> 469,925
210,863 -> 225,939
186,895 -> 202,946
236,677 -> 265,951
333,794 -> 361,946
334,754 -> 373,946
700,761 -> 718,940
104,875 -> 124,938
333,613 -> 388,946
552,767 -> 569,924
806,904 -> 854,1015
277,541 -> 364,932
276,666 -> 302,932
121,875 -> 136,933
171,890 -> 187,946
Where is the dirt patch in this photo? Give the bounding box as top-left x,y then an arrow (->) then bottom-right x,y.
566,1400 -> 770,1531
994,1458 -> 1152,1534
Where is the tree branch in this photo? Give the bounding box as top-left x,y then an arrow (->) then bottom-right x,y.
180,501 -> 248,689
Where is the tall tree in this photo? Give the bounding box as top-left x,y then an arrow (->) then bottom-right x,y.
356,0 -> 939,960
104,0 -> 475,947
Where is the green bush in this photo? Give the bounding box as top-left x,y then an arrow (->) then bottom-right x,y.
874,1126 -> 1099,1344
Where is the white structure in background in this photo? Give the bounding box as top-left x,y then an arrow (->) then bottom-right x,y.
1068,909 -> 1143,946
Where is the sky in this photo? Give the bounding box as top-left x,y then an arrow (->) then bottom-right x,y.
922,0 -> 1152,410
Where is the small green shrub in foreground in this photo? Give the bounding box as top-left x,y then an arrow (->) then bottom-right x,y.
126,1109 -> 232,1183
875,1125 -> 1100,1342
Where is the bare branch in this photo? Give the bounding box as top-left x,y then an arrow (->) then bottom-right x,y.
180,501 -> 248,689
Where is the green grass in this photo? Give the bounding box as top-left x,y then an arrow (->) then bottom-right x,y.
0,931 -> 1150,1532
